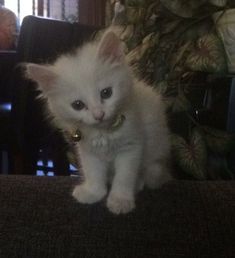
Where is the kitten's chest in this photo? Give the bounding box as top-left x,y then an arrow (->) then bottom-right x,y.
84,131 -> 127,159
79,115 -> 142,159
93,132 -> 121,152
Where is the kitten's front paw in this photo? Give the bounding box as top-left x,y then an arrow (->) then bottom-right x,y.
72,184 -> 107,204
106,193 -> 135,214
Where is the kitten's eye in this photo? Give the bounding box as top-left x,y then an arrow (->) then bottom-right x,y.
71,100 -> 85,111
101,87 -> 112,99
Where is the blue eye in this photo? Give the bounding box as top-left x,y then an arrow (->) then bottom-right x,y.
71,100 -> 85,111
101,87 -> 112,99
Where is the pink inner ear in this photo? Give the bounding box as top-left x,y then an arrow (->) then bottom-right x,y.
98,31 -> 123,63
26,63 -> 57,91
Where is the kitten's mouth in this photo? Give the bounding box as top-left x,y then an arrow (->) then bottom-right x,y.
96,114 -> 126,130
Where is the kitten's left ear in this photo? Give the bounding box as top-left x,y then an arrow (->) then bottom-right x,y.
98,31 -> 124,64
25,63 -> 58,93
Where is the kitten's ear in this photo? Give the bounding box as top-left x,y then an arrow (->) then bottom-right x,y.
98,31 -> 124,64
25,63 -> 58,93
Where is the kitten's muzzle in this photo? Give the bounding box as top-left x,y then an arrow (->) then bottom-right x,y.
93,110 -> 105,121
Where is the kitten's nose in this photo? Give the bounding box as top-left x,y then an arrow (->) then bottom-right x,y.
93,110 -> 105,121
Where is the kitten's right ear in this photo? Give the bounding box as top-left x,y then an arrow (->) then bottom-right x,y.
98,31 -> 124,64
25,63 -> 58,93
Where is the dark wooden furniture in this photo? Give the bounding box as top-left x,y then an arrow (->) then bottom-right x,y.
0,50 -> 17,174
227,78 -> 235,133
9,15 -> 98,175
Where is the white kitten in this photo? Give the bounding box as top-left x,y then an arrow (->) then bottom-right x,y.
25,30 -> 171,214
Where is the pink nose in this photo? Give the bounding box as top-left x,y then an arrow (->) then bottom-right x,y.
93,111 -> 105,121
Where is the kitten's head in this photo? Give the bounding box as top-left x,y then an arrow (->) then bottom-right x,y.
25,30 -> 132,129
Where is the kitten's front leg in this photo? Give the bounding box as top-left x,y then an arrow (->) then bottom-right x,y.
107,147 -> 142,214
72,150 -> 107,204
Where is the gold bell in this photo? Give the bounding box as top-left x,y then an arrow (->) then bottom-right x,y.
72,129 -> 82,142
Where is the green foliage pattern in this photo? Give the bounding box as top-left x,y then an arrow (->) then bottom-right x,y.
106,0 -> 235,179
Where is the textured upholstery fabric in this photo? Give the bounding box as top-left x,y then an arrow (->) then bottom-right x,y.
0,176 -> 235,257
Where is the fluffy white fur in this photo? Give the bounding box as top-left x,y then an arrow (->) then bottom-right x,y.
26,30 -> 171,214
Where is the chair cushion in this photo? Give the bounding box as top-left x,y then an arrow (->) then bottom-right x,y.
0,176 -> 235,257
